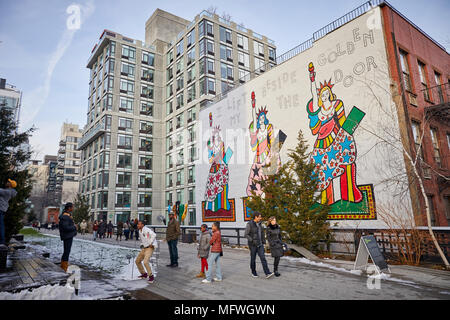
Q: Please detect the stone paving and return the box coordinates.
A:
[38,228,450,300]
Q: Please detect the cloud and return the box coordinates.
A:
[20,1,95,130]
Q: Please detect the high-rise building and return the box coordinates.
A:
[0,78,22,125]
[43,155,59,207]
[79,9,276,224]
[57,123,82,204]
[28,160,49,223]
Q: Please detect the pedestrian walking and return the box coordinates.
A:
[107,221,113,238]
[129,220,135,240]
[135,221,157,283]
[166,212,180,267]
[80,220,87,236]
[134,218,139,240]
[202,222,222,283]
[116,221,123,241]
[124,221,130,240]
[93,220,99,241]
[245,212,274,279]
[266,217,283,277]
[196,224,211,278]
[99,220,107,239]
[58,202,77,272]
[0,179,18,245]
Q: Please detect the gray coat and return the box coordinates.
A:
[266,224,284,258]
[198,231,211,258]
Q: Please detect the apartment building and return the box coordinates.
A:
[79,9,276,225]
[0,78,22,125]
[57,123,82,204]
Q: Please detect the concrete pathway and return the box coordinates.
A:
[38,228,450,300]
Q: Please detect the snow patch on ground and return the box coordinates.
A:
[282,256,363,276]
[0,284,75,300]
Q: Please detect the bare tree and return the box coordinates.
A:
[353,57,449,269]
[206,6,218,15]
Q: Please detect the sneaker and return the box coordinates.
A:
[251,272,258,278]
[148,275,154,283]
[213,277,222,282]
[138,273,148,279]
[275,272,281,277]
[202,279,211,284]
[266,272,274,279]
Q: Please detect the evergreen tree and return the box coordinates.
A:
[72,193,91,224]
[0,108,34,243]
[246,130,331,251]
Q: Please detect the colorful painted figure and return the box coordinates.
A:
[204,113,233,216]
[307,62,363,205]
[247,92,281,197]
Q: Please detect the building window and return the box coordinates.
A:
[176,93,184,109]
[116,192,131,208]
[176,75,184,91]
[187,29,195,48]
[166,101,173,115]
[140,138,152,152]
[399,49,412,92]
[430,128,441,167]
[239,69,250,83]
[253,40,264,57]
[188,208,196,226]
[220,63,233,80]
[139,156,152,170]
[187,65,196,84]
[411,120,424,160]
[119,97,133,113]
[141,84,154,99]
[418,61,430,101]
[237,34,248,51]
[166,83,173,98]
[219,26,232,44]
[121,45,136,62]
[187,47,196,66]
[176,39,184,57]
[139,174,152,188]
[117,173,132,188]
[188,107,196,123]
[200,77,215,95]
[118,117,133,132]
[167,49,174,64]
[220,45,232,62]
[142,51,154,66]
[255,57,265,73]
[434,72,444,104]
[120,79,134,94]
[176,58,184,74]
[121,62,135,77]
[141,102,153,116]
[138,193,152,207]
[199,20,213,38]
[141,68,154,83]
[140,121,153,134]
[238,51,250,69]
[167,67,173,82]
[268,47,276,61]
[188,188,195,204]
[117,153,132,169]
[221,81,233,95]
[118,134,132,149]
[188,166,195,183]
[187,84,196,103]
[426,195,437,226]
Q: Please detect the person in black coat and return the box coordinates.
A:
[58,202,77,272]
[266,216,284,277]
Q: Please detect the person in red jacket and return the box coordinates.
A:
[202,222,222,283]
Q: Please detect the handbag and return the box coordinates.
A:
[282,242,289,253]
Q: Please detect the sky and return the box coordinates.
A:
[0,0,449,161]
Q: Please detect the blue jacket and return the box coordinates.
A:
[0,188,17,212]
[58,213,77,240]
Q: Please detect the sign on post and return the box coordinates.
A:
[354,235,389,275]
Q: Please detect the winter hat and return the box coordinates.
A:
[7,179,17,188]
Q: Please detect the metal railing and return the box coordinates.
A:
[421,82,450,106]
[146,224,450,263]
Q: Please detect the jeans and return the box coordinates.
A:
[124,230,130,240]
[0,210,5,245]
[205,252,222,281]
[167,239,178,265]
[130,230,134,239]
[250,245,271,275]
[61,238,73,262]
[93,231,97,240]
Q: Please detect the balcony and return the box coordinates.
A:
[78,121,106,150]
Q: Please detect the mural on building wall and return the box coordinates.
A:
[243,92,287,221]
[202,112,236,222]
[307,62,376,219]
